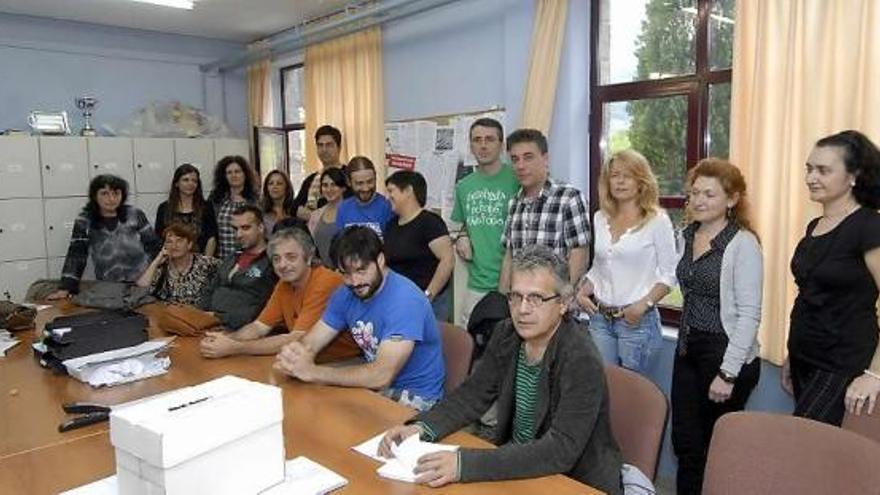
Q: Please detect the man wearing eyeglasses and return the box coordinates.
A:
[274,226,445,411]
[378,245,622,494]
[451,118,521,327]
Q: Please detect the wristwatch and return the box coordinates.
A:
[644,299,655,309]
[424,289,433,299]
[717,370,737,384]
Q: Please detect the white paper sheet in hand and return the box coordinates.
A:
[352,432,458,483]
[351,431,392,462]
[259,457,347,495]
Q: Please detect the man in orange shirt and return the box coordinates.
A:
[200,227,360,362]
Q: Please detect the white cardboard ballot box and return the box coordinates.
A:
[109,375,285,495]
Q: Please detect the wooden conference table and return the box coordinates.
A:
[0,304,600,494]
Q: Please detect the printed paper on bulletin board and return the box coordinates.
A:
[384,107,506,215]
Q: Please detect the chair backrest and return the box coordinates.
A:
[604,364,667,480]
[439,322,474,394]
[703,412,880,495]
[843,409,880,444]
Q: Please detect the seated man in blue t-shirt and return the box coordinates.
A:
[335,156,393,236]
[274,225,445,411]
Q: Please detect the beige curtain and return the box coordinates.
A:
[304,27,385,180]
[247,55,272,169]
[520,0,569,133]
[729,0,880,364]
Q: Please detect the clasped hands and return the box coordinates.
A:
[273,341,316,382]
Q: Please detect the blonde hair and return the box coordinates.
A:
[685,158,758,239]
[598,149,661,229]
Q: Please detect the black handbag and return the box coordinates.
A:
[39,310,149,371]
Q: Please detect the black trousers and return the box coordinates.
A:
[790,356,857,426]
[671,332,760,495]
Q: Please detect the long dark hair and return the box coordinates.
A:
[209,155,259,204]
[166,164,206,223]
[815,130,880,209]
[260,170,295,216]
[85,174,129,223]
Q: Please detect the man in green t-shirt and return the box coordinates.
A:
[451,118,520,327]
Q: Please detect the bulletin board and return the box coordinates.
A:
[384,107,506,214]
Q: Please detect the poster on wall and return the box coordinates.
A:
[384,108,505,217]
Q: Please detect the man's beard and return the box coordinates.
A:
[351,271,383,300]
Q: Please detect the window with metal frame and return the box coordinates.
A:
[590,0,735,324]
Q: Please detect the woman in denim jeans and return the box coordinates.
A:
[671,159,762,494]
[575,150,678,374]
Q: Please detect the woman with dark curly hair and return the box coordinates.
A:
[155,164,217,256]
[784,130,880,425]
[208,155,259,258]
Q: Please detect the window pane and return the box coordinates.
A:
[257,130,285,174]
[602,96,688,196]
[282,66,305,125]
[707,82,731,158]
[287,129,306,187]
[598,0,697,84]
[709,0,736,69]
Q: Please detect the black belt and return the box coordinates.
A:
[596,301,627,320]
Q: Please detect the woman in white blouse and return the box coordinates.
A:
[576,149,678,374]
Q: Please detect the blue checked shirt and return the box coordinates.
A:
[501,180,591,258]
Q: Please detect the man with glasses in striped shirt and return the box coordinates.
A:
[379,245,622,493]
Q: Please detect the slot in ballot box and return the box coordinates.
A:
[109,375,285,495]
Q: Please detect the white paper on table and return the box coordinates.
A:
[260,457,348,495]
[63,337,174,387]
[351,431,392,462]
[377,434,459,483]
[0,329,19,357]
[58,475,117,495]
[352,431,459,483]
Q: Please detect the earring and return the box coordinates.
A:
[726,206,736,219]
[851,180,857,187]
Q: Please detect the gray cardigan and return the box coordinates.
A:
[411,317,623,494]
[717,229,763,376]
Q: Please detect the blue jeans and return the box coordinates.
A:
[431,284,451,322]
[589,307,662,374]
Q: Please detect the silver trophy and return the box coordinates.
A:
[75,97,98,136]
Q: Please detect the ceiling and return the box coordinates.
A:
[0,0,356,42]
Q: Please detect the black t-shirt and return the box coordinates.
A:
[384,210,449,291]
[155,201,218,253]
[789,207,880,373]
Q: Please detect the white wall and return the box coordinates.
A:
[0,13,248,137]
[382,0,590,192]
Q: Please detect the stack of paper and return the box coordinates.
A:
[64,338,174,387]
[352,432,459,483]
[0,329,20,357]
[60,458,347,495]
[261,457,348,494]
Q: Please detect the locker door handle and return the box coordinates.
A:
[93,164,100,169]
[48,225,54,231]
[45,165,51,170]
[136,163,143,169]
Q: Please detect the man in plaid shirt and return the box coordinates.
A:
[498,129,590,292]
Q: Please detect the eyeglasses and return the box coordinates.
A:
[506,292,561,308]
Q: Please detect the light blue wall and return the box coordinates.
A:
[0,13,247,137]
[383,0,589,192]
